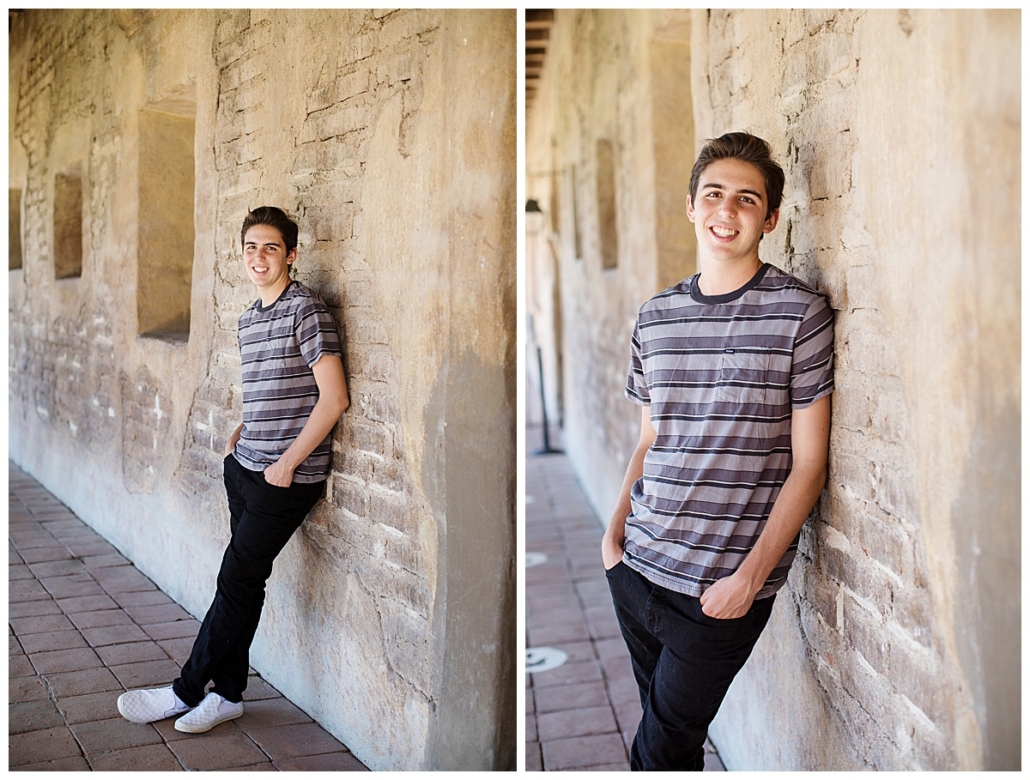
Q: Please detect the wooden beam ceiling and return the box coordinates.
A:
[525,10,553,112]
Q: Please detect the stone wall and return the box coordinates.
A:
[526,8,1019,771]
[9,9,515,770]
[525,9,694,509]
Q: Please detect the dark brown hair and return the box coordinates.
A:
[688,132,785,219]
[240,206,299,253]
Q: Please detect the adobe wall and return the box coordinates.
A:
[691,10,1019,770]
[525,9,694,511]
[526,7,1018,771]
[9,9,515,770]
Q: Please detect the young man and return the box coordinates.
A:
[117,206,349,733]
[602,133,834,770]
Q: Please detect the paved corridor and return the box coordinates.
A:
[524,425,726,771]
[9,462,367,771]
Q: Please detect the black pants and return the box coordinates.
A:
[172,454,323,706]
[606,561,775,771]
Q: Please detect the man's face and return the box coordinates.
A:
[243,224,295,293]
[686,157,778,263]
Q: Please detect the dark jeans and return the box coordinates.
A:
[172,454,323,706]
[606,561,776,771]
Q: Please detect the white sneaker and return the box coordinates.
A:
[174,692,244,733]
[117,686,191,723]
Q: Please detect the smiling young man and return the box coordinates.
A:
[602,133,834,770]
[117,206,349,733]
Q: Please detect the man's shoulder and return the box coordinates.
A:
[281,281,332,312]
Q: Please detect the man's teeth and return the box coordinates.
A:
[711,226,737,238]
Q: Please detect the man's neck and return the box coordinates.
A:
[695,256,763,297]
[259,278,292,307]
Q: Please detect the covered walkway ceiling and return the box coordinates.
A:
[525,9,553,113]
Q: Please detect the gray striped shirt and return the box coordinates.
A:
[623,263,834,598]
[234,281,342,483]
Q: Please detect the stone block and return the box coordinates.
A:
[891,583,936,650]
[380,529,421,573]
[214,30,249,69]
[831,373,873,432]
[886,640,946,729]
[336,67,370,102]
[335,448,375,483]
[357,384,400,424]
[216,9,250,44]
[842,601,888,674]
[378,10,438,52]
[811,26,854,80]
[869,446,917,521]
[314,103,371,142]
[332,476,370,518]
[340,32,377,66]
[344,420,395,459]
[368,492,419,535]
[850,512,915,585]
[839,307,901,377]
[865,376,909,445]
[799,566,841,630]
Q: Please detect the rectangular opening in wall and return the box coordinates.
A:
[596,139,618,270]
[138,104,196,341]
[10,188,23,271]
[54,168,83,279]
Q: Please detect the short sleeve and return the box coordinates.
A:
[790,295,835,407]
[294,294,342,368]
[624,316,651,406]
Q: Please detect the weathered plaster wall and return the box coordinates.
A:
[9,9,515,770]
[690,9,1019,770]
[525,9,694,512]
[526,7,1018,772]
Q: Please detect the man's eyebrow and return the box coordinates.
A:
[701,181,764,200]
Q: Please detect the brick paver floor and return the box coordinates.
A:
[9,462,368,771]
[525,425,726,771]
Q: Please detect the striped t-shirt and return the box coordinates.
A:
[233,281,342,483]
[623,263,834,599]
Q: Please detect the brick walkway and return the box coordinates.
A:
[524,425,726,771]
[9,462,367,771]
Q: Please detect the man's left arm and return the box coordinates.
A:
[263,354,350,487]
[700,394,831,619]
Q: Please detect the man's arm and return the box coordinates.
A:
[700,394,831,618]
[263,354,350,487]
[601,405,657,570]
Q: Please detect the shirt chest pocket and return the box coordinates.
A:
[716,349,770,404]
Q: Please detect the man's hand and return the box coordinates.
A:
[224,424,244,457]
[263,459,295,488]
[699,572,757,619]
[602,406,657,571]
[256,354,348,490]
[601,526,625,570]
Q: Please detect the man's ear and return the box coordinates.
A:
[763,208,779,233]
[685,194,695,223]
[287,248,297,266]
